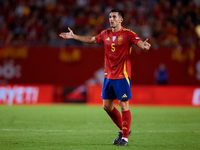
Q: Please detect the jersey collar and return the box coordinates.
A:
[112,27,124,34]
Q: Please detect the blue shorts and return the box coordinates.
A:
[101,78,132,100]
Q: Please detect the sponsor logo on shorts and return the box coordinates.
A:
[122,94,127,98]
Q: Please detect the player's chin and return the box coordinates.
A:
[110,23,114,27]
[110,25,115,28]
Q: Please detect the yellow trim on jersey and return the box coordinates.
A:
[106,28,112,31]
[122,28,136,34]
[124,59,130,86]
[129,47,132,54]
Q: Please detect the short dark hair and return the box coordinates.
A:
[110,9,124,18]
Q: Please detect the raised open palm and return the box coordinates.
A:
[59,27,74,39]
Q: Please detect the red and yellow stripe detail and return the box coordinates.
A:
[123,59,130,86]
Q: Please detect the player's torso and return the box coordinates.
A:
[104,29,131,60]
[103,29,132,79]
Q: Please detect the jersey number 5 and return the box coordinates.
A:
[111,43,115,52]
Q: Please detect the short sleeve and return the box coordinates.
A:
[95,30,105,44]
[130,31,141,45]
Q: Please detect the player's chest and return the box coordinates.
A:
[104,34,129,54]
[104,34,127,46]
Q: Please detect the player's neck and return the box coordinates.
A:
[112,25,122,33]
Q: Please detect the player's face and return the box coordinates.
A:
[109,12,123,28]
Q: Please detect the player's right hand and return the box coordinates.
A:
[59,27,74,39]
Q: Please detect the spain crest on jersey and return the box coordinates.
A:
[118,35,123,44]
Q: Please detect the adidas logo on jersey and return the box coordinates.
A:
[122,94,127,98]
[106,37,110,41]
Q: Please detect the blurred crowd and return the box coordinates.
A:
[0,0,200,47]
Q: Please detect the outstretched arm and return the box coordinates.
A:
[59,27,97,44]
[137,38,151,50]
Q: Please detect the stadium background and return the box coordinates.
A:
[0,0,200,106]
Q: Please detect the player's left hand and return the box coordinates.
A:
[143,38,151,50]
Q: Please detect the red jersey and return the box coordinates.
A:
[95,27,140,80]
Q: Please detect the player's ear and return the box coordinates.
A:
[120,18,123,23]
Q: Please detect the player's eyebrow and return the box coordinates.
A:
[109,14,117,18]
